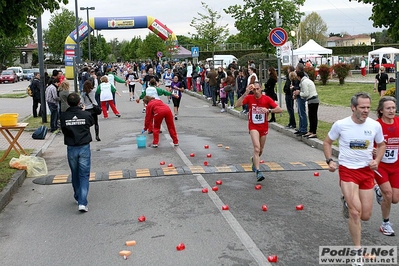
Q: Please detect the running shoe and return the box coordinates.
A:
[341,196,349,219]
[380,221,395,236]
[374,184,383,205]
[256,170,265,182]
[250,157,256,172]
[142,108,146,113]
[220,109,225,113]
[151,144,158,148]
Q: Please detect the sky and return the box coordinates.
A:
[41,0,383,42]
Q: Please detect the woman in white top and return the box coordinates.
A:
[96,76,121,119]
[81,80,101,141]
[186,62,193,90]
[247,67,258,85]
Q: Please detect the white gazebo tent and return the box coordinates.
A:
[293,39,332,65]
[368,47,399,70]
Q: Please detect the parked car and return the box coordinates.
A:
[23,69,37,81]
[7,66,23,81]
[0,70,18,83]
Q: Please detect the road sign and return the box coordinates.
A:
[157,51,163,58]
[191,47,199,57]
[269,27,288,47]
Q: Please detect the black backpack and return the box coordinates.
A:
[32,126,48,140]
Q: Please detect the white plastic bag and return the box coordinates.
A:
[9,155,48,177]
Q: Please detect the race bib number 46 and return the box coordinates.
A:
[251,106,265,124]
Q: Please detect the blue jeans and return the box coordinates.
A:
[228,91,234,107]
[47,102,59,132]
[204,82,211,97]
[67,144,91,206]
[296,97,308,132]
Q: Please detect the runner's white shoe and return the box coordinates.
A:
[380,221,395,236]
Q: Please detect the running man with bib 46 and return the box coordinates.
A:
[235,81,282,182]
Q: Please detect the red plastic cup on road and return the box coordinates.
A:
[206,153,212,158]
[255,184,262,190]
[262,204,268,211]
[212,186,218,192]
[176,243,185,251]
[216,180,222,185]
[138,215,146,222]
[222,205,229,210]
[204,161,208,166]
[168,163,173,167]
[267,255,278,262]
[202,188,208,193]
[314,172,320,176]
[160,161,165,165]
[296,204,304,211]
[190,153,195,157]
[204,145,209,149]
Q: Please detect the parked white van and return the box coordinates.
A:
[7,67,24,81]
[206,55,238,69]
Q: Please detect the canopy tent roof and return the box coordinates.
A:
[368,47,399,65]
[293,39,332,56]
[172,46,192,59]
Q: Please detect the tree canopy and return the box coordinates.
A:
[189,2,229,57]
[224,0,305,52]
[351,0,399,41]
[0,0,68,39]
[298,12,328,46]
[44,8,80,61]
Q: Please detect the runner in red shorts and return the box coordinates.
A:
[323,93,385,260]
[235,81,282,182]
[373,96,399,236]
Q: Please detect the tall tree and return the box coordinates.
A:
[0,0,67,39]
[137,33,167,60]
[350,0,399,41]
[298,12,328,46]
[190,2,229,58]
[44,8,81,61]
[0,37,29,69]
[224,0,305,53]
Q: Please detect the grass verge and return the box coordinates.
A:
[0,150,33,192]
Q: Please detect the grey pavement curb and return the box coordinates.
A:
[184,89,340,157]
[0,132,57,212]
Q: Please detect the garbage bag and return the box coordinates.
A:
[9,155,48,177]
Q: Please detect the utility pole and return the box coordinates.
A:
[275,11,283,110]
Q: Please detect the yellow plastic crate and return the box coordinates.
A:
[0,113,18,127]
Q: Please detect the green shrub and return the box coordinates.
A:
[332,63,351,85]
[318,64,331,85]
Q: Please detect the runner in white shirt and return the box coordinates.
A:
[323,92,385,263]
[163,68,174,104]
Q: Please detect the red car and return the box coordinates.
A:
[0,70,18,83]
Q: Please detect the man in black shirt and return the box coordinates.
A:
[30,72,42,117]
[60,93,94,213]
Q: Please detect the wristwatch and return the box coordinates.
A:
[268,108,272,113]
[326,158,334,164]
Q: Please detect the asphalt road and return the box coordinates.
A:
[0,80,398,265]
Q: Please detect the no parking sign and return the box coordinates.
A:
[269,27,288,47]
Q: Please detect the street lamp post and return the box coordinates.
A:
[21,51,26,68]
[290,30,296,66]
[80,6,95,62]
[371,38,375,50]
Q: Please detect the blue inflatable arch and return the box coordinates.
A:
[64,16,178,78]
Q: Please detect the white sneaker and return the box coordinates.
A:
[220,109,225,113]
[142,108,146,113]
[78,205,88,212]
[380,221,395,236]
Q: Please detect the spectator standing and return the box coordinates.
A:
[237,69,248,113]
[60,93,94,212]
[294,63,308,136]
[59,81,71,114]
[30,72,42,117]
[360,56,367,77]
[45,78,61,133]
[225,70,235,109]
[186,62,193,90]
[264,67,278,122]
[81,80,101,141]
[206,67,218,106]
[284,66,296,129]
